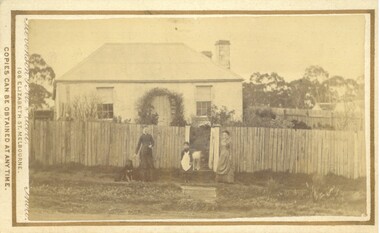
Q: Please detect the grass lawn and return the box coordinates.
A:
[29,164,367,221]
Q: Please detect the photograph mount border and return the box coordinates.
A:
[10,9,376,227]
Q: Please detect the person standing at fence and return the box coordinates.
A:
[216,130,234,183]
[135,125,155,182]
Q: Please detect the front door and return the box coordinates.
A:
[152,95,172,125]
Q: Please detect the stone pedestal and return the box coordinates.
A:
[181,185,216,203]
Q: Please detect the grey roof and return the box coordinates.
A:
[56,43,243,83]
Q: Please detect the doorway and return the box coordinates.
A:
[151,95,172,126]
[189,125,211,171]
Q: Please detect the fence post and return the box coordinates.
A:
[185,125,190,143]
[208,126,220,172]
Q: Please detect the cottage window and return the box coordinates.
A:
[96,87,114,119]
[196,101,211,116]
[196,86,212,116]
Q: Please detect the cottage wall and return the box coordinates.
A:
[55,81,242,123]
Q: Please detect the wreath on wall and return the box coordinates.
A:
[135,87,187,126]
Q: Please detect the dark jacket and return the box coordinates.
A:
[135,133,155,155]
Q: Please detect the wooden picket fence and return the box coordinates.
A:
[221,127,366,178]
[29,120,185,168]
[29,120,366,178]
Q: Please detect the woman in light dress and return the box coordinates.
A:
[216,130,234,183]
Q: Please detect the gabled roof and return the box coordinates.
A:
[56,43,243,83]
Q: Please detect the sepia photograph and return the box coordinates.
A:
[24,14,371,222]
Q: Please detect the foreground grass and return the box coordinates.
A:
[29,164,367,220]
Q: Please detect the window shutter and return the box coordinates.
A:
[196,86,212,101]
[97,87,114,104]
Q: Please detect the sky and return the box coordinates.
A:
[28,15,366,82]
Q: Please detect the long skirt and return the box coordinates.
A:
[216,148,234,183]
[216,170,234,183]
[139,146,154,181]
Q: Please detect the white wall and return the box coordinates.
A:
[55,81,243,123]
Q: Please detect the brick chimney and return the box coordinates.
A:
[214,40,230,69]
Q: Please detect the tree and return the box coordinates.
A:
[303,65,329,83]
[29,54,56,109]
[325,75,363,130]
[244,66,361,110]
[288,78,315,108]
[355,75,365,101]
[244,72,292,108]
[291,66,331,108]
[29,83,52,109]
[325,76,360,102]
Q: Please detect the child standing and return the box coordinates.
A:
[180,142,193,183]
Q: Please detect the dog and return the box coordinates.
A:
[192,151,204,171]
[114,159,134,182]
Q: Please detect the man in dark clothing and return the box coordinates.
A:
[135,126,155,181]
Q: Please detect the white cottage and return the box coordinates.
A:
[53,40,243,125]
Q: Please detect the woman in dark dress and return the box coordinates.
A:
[135,126,155,181]
[216,130,234,183]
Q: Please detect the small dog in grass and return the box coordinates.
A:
[114,159,134,182]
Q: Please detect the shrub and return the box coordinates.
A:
[267,177,281,194]
[66,93,101,121]
[266,177,287,200]
[208,105,241,126]
[255,108,276,119]
[135,104,159,125]
[113,116,122,123]
[112,116,131,124]
[291,120,311,130]
[243,107,294,128]
[306,174,341,202]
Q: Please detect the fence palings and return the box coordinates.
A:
[30,121,366,178]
